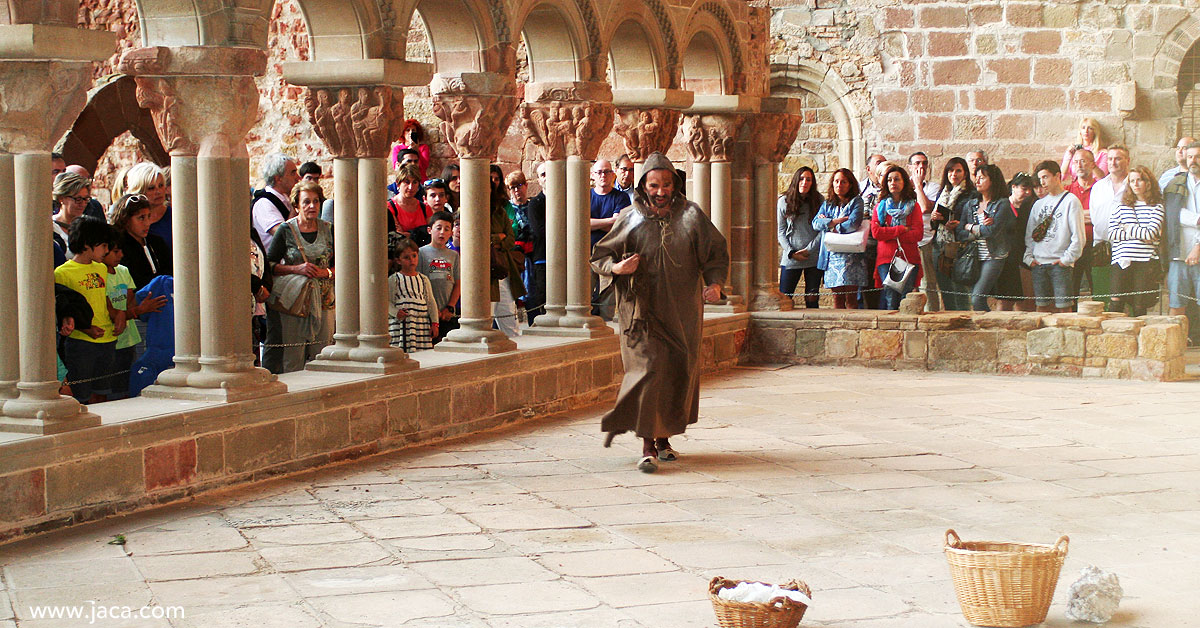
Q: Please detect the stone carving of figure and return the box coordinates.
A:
[309,88,341,156]
[350,87,372,156]
[685,117,708,162]
[331,88,355,157]
[636,110,660,159]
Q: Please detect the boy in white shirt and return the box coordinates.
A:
[1025,160,1085,313]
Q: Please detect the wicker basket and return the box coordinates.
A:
[709,577,811,628]
[944,529,1069,627]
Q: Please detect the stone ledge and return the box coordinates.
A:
[744,307,1186,383]
[0,316,748,542]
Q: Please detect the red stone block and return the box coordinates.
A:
[912,89,957,113]
[144,440,198,492]
[995,114,1035,140]
[1072,89,1113,112]
[1022,31,1062,55]
[932,60,981,86]
[918,115,952,141]
[1011,87,1067,110]
[988,58,1031,84]
[969,5,1003,25]
[1034,58,1073,85]
[928,32,969,57]
[954,115,989,140]
[0,469,46,524]
[876,90,910,112]
[899,61,918,88]
[919,6,969,28]
[974,88,1008,111]
[1006,3,1044,27]
[883,7,914,29]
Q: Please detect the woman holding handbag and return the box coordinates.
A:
[777,166,825,308]
[814,169,869,309]
[871,165,923,310]
[264,181,334,374]
[954,164,1014,312]
[930,158,975,310]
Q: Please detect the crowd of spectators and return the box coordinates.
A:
[777,118,1198,329]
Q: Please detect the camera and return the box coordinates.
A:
[1073,144,1084,151]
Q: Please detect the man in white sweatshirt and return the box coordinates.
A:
[1025,160,1085,313]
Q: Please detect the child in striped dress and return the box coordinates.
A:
[388,237,438,352]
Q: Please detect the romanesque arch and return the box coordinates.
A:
[681,2,742,94]
[408,0,501,73]
[55,75,168,175]
[606,17,666,89]
[771,61,864,177]
[512,0,590,83]
[680,27,731,94]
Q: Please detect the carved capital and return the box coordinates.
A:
[132,75,260,157]
[0,60,91,153]
[431,80,517,159]
[570,100,613,160]
[306,86,403,159]
[518,101,569,162]
[681,113,741,163]
[612,107,682,162]
[752,113,802,165]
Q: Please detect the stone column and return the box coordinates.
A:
[519,83,614,337]
[120,46,284,401]
[0,154,16,403]
[295,85,414,373]
[750,109,802,311]
[684,114,744,312]
[0,38,110,432]
[432,73,519,353]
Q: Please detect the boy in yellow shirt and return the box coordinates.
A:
[54,216,123,403]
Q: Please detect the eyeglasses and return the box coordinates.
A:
[593,169,614,175]
[422,178,445,187]
[123,193,149,207]
[68,195,91,204]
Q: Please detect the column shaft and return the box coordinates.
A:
[316,157,359,361]
[0,154,16,401]
[1,152,94,431]
[194,155,236,377]
[692,162,712,214]
[530,159,566,329]
[558,156,608,334]
[437,157,516,352]
[750,161,791,311]
[155,156,199,386]
[707,160,743,311]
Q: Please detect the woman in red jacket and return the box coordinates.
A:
[871,164,924,309]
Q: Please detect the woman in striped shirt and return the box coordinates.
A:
[1109,166,1165,316]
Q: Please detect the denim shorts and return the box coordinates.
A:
[1167,260,1200,309]
[1031,263,1073,308]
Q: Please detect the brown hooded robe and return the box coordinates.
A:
[589,153,729,438]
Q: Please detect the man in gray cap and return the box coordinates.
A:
[591,152,729,473]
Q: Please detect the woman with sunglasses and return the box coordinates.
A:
[110,193,172,290]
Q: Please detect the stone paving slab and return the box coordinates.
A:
[0,365,1195,627]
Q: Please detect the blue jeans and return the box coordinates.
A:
[877,263,914,310]
[970,258,1007,312]
[1031,263,1073,308]
[780,266,823,306]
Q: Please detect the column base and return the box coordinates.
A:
[154,356,201,388]
[436,326,518,354]
[748,287,795,312]
[316,333,360,362]
[558,307,614,336]
[306,355,418,375]
[347,335,411,365]
[524,325,613,338]
[705,294,747,314]
[0,410,101,435]
[141,365,286,403]
[0,381,100,434]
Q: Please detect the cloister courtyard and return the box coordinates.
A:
[0,364,1195,627]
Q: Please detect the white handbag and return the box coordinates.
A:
[883,245,917,294]
[823,221,869,253]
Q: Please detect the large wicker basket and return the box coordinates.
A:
[944,529,1069,627]
[709,577,811,628]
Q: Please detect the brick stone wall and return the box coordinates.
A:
[769,0,1198,188]
[748,308,1187,381]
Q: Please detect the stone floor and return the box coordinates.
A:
[0,364,1197,627]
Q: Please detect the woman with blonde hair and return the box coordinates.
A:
[1060,117,1108,181]
[123,162,172,247]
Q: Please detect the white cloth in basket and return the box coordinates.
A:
[717,582,812,606]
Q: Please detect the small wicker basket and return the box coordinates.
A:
[944,529,1069,627]
[709,577,811,628]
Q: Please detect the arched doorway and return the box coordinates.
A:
[1179,39,1200,139]
[770,62,864,192]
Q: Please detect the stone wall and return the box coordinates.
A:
[0,315,747,543]
[770,0,1198,182]
[747,308,1187,381]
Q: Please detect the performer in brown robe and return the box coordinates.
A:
[590,152,729,472]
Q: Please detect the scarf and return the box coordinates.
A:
[876,197,914,225]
